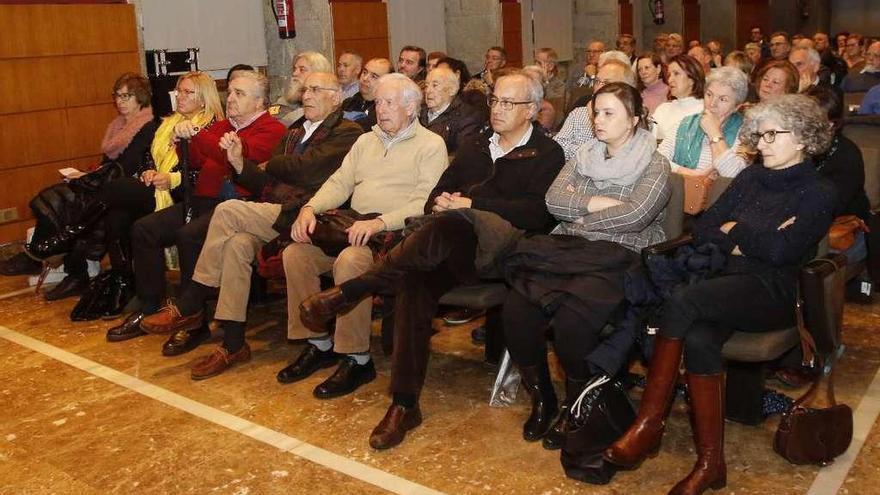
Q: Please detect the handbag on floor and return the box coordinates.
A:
[561,375,636,485]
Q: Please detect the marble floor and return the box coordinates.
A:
[1,263,879,494]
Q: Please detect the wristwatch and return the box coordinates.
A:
[709,135,723,144]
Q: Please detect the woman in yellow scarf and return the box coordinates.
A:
[72,72,224,321]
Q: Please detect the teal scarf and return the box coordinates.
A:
[671,112,743,169]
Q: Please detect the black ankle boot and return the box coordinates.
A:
[543,377,590,450]
[29,201,108,259]
[519,361,559,441]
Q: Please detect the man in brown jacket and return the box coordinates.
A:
[136,72,363,379]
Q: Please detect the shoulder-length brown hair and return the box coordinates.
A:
[667,54,705,98]
[755,60,800,95]
[635,51,667,92]
[113,72,152,109]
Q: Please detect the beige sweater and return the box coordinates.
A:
[305,121,448,230]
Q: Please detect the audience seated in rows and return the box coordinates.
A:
[341,57,393,131]
[272,51,333,127]
[420,67,485,154]
[651,54,705,141]
[637,52,668,115]
[841,41,880,93]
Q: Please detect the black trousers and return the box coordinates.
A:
[131,198,218,301]
[502,289,601,380]
[659,271,797,374]
[97,177,156,271]
[356,215,479,397]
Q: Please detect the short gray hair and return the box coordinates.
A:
[233,70,270,108]
[599,50,632,67]
[791,46,821,66]
[496,70,544,106]
[294,51,332,73]
[427,66,460,95]
[741,93,832,156]
[375,73,423,112]
[600,59,637,88]
[706,66,749,105]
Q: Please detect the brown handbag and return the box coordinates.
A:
[311,209,402,259]
[773,257,853,465]
[828,215,870,251]
[682,173,715,215]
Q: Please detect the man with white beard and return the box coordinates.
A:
[269,51,333,127]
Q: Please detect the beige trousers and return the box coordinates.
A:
[282,242,374,354]
[191,200,281,322]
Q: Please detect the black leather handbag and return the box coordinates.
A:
[561,375,636,485]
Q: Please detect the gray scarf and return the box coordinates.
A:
[574,128,656,188]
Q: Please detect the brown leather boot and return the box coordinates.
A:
[604,335,683,468]
[669,373,726,495]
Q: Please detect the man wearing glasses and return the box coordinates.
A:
[340,58,394,131]
[769,31,792,61]
[137,72,363,376]
[842,41,880,93]
[295,71,564,449]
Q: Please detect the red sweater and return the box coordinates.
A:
[183,112,286,198]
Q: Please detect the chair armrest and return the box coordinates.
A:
[641,233,694,264]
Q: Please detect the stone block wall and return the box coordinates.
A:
[444,0,502,76]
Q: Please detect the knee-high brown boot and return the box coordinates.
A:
[604,335,683,467]
[669,373,726,495]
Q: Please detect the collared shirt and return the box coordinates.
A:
[341,81,360,100]
[301,118,325,144]
[373,118,418,151]
[229,110,267,132]
[427,102,451,123]
[554,106,597,162]
[488,125,533,163]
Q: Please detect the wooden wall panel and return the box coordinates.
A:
[682,0,701,44]
[501,2,523,68]
[619,0,633,36]
[0,3,138,242]
[332,2,389,62]
[736,0,770,50]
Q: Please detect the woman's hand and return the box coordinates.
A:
[172,121,200,141]
[142,171,171,190]
[699,111,723,140]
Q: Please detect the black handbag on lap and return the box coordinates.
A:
[311,209,402,258]
[561,375,636,485]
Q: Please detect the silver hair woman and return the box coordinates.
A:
[606,92,836,495]
[657,66,751,178]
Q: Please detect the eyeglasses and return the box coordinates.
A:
[751,130,791,143]
[112,92,134,101]
[487,96,532,111]
[303,85,337,94]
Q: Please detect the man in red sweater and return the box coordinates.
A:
[115,71,285,342]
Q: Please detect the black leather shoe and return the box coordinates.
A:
[313,357,377,399]
[0,252,42,276]
[106,311,148,342]
[44,275,89,301]
[299,287,357,330]
[162,325,211,356]
[276,343,339,384]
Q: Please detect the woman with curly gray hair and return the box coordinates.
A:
[658,66,751,178]
[605,93,837,494]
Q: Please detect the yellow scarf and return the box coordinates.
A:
[150,110,214,211]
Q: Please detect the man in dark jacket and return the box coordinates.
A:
[341,58,393,131]
[298,71,565,449]
[420,66,485,154]
[123,73,362,372]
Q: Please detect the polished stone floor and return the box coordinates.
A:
[1,264,879,494]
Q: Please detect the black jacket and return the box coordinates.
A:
[234,107,363,233]
[341,92,377,131]
[425,123,565,234]
[419,95,486,154]
[111,119,160,177]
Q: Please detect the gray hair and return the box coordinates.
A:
[599,50,632,67]
[339,51,363,67]
[428,66,460,95]
[496,70,544,106]
[741,93,832,156]
[599,59,638,88]
[706,66,749,105]
[233,70,270,108]
[745,42,761,52]
[375,73,423,112]
[294,51,332,73]
[791,46,821,66]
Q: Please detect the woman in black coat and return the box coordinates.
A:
[605,94,837,495]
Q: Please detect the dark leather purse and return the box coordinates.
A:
[773,255,853,465]
[561,375,636,485]
[312,209,402,258]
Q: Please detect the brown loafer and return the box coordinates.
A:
[191,344,251,380]
[369,404,422,450]
[299,286,356,330]
[139,303,203,335]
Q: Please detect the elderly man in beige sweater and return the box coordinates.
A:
[278,73,448,398]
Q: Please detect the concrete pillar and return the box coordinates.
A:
[444,0,503,76]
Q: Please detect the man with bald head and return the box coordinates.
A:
[277,73,448,399]
[298,71,564,449]
[139,72,363,376]
[555,58,638,160]
[420,66,485,153]
[341,57,393,131]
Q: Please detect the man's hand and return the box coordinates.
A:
[292,206,317,243]
[432,192,472,212]
[585,64,598,77]
[347,218,385,247]
[219,132,244,173]
[720,221,738,234]
[173,121,200,141]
